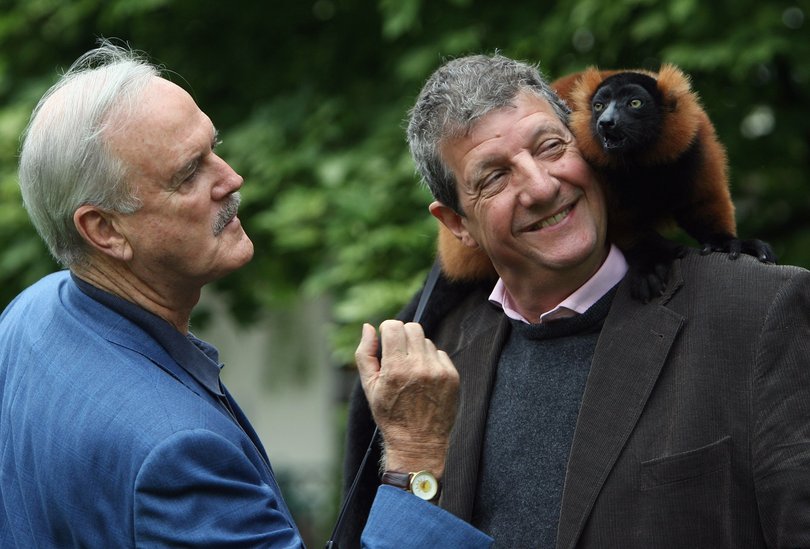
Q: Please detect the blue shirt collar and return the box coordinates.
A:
[70,273,225,397]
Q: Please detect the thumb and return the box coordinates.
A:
[355,323,380,387]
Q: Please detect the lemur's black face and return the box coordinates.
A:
[590,73,662,156]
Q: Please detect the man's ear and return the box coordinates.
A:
[73,205,133,261]
[429,201,479,249]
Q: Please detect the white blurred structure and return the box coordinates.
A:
[194,287,338,476]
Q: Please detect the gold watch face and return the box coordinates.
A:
[410,470,439,501]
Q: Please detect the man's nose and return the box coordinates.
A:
[211,154,243,200]
[515,153,560,207]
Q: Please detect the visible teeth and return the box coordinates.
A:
[538,207,571,229]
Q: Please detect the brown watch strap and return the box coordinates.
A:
[381,470,441,503]
[380,471,410,490]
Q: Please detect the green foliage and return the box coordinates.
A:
[1,0,808,362]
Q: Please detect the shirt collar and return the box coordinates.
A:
[489,244,628,324]
[70,273,225,397]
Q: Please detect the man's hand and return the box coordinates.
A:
[355,320,459,477]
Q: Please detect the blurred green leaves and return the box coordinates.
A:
[0,0,807,362]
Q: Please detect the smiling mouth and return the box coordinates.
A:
[525,205,573,232]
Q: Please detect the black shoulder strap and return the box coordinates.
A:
[325,260,443,548]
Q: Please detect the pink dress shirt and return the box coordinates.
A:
[489,244,628,324]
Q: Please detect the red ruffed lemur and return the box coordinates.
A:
[436,63,776,301]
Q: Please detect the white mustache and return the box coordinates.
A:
[213,192,241,236]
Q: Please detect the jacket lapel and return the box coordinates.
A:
[104,319,209,398]
[556,272,684,548]
[441,305,510,521]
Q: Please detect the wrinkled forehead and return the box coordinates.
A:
[439,92,568,177]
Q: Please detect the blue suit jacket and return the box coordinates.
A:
[0,271,490,548]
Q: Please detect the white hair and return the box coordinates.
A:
[18,40,159,267]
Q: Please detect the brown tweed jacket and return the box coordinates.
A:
[342,250,810,548]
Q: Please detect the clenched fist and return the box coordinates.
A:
[355,320,459,477]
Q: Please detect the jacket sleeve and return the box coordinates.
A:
[134,429,303,548]
[752,268,810,548]
[134,429,491,548]
[362,486,492,548]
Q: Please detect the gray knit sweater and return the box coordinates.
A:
[471,287,616,548]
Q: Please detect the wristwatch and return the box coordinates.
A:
[381,470,440,502]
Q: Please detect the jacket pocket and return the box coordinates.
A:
[640,435,732,490]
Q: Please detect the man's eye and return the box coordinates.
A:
[536,139,565,158]
[182,158,202,181]
[488,171,504,183]
[184,167,199,183]
[475,171,507,196]
[483,171,506,187]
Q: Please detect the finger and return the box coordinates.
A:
[422,336,437,354]
[355,323,380,385]
[379,319,407,358]
[422,338,452,373]
[436,349,455,371]
[402,321,426,354]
